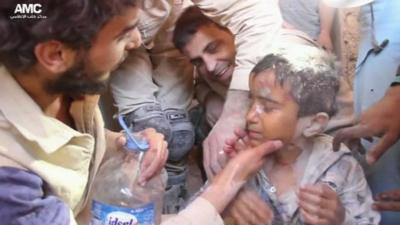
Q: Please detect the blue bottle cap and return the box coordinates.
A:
[118,115,149,151]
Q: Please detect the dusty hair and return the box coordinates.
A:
[0,0,136,71]
[251,44,340,117]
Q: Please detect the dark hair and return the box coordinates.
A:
[173,6,229,51]
[251,48,340,117]
[0,0,136,71]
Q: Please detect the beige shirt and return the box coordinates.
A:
[0,67,107,225]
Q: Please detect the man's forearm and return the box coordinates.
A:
[200,172,243,213]
[219,90,250,121]
[385,85,400,101]
[319,2,334,35]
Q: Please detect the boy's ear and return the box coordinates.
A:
[303,112,329,138]
[34,40,77,75]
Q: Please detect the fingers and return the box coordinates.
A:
[240,190,273,224]
[234,128,247,139]
[223,128,251,157]
[226,189,273,225]
[236,128,251,147]
[333,124,370,151]
[299,184,337,203]
[210,136,223,176]
[217,142,228,172]
[373,201,400,211]
[230,204,268,225]
[223,137,237,158]
[366,133,398,164]
[203,139,214,179]
[139,141,167,184]
[298,184,341,224]
[254,140,283,158]
[301,209,329,225]
[373,189,400,210]
[139,129,168,184]
[229,206,249,225]
[376,189,400,201]
[298,187,324,216]
[234,140,282,181]
[219,140,282,188]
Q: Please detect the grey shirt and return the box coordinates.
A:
[279,0,320,39]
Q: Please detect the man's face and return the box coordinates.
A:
[246,70,300,147]
[182,24,235,85]
[47,7,141,96]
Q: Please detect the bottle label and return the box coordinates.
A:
[90,200,155,225]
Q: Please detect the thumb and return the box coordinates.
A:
[253,140,283,158]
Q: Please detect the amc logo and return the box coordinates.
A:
[14,4,42,14]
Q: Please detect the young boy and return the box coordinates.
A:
[227,44,380,224]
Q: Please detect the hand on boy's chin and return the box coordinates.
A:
[249,138,284,150]
[247,133,264,147]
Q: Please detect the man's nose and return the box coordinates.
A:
[202,55,217,73]
[126,28,142,50]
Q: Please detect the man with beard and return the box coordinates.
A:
[0,1,167,224]
[0,1,282,225]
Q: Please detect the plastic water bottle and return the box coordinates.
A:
[90,116,166,225]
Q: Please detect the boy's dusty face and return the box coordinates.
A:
[247,70,300,147]
[182,24,235,86]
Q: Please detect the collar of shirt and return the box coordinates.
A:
[0,66,98,154]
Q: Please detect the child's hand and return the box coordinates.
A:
[223,128,251,158]
[223,187,273,225]
[298,184,345,225]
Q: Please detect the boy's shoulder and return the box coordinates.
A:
[305,135,367,191]
[312,134,351,154]
[307,134,362,177]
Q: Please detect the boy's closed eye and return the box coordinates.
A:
[250,94,281,112]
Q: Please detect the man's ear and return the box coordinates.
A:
[303,112,329,138]
[34,40,77,74]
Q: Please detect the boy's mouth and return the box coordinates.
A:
[247,129,264,140]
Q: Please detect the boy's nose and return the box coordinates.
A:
[246,103,259,123]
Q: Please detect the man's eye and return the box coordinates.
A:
[206,43,218,53]
[122,31,132,39]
